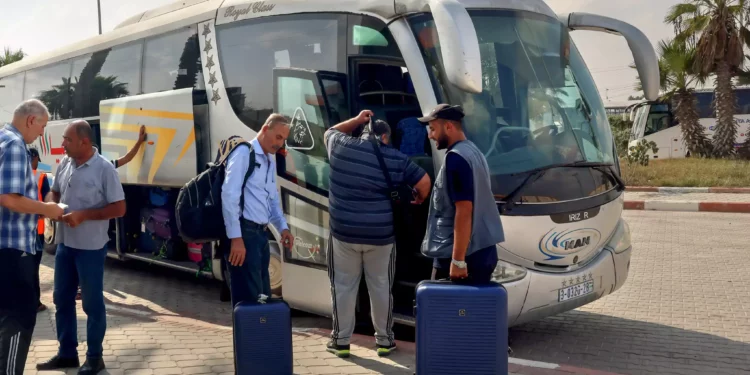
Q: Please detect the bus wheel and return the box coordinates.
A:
[220,258,231,302]
[269,252,283,297]
[43,218,57,255]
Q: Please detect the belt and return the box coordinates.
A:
[241,218,268,231]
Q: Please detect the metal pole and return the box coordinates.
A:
[97,0,102,35]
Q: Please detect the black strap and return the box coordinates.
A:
[228,142,256,221]
[369,136,401,202]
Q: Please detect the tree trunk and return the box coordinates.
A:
[711,60,738,158]
[674,90,711,157]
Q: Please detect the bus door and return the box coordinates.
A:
[272,67,348,312]
[348,57,434,306]
[641,103,677,158]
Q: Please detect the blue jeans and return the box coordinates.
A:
[224,221,270,308]
[53,244,107,359]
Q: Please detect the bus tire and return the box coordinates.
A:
[269,243,283,297]
[218,244,283,301]
[43,218,57,255]
[220,258,231,302]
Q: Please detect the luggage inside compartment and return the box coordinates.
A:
[124,186,192,262]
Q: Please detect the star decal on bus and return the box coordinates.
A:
[208,72,218,86]
[202,23,211,37]
[211,89,221,104]
[203,38,213,53]
[205,55,215,70]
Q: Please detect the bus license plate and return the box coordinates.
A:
[558,280,594,302]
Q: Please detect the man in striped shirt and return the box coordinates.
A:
[324,110,431,358]
[0,99,65,375]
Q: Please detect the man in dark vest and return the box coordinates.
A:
[419,104,505,283]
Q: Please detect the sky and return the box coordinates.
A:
[0,0,681,104]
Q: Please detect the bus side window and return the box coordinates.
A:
[273,70,348,193]
[736,89,750,115]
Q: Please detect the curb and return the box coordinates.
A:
[624,200,750,213]
[311,329,624,375]
[627,186,750,194]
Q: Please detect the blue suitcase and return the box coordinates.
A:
[233,300,293,375]
[415,281,508,375]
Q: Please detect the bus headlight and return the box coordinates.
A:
[491,260,527,284]
[612,220,632,253]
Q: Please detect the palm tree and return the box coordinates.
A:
[38,78,74,120]
[173,34,201,90]
[665,0,748,158]
[72,49,112,118]
[38,75,128,120]
[0,47,25,67]
[657,39,713,157]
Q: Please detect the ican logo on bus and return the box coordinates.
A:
[538,228,601,260]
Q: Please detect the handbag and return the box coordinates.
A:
[367,119,415,244]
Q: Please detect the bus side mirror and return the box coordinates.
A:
[559,12,659,101]
[428,0,482,94]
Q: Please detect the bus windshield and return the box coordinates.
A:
[410,10,615,197]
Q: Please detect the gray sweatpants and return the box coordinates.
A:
[327,237,396,347]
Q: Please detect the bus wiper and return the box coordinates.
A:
[500,161,621,213]
[591,164,626,193]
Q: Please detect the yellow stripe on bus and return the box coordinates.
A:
[101,123,176,184]
[100,106,194,121]
[174,128,195,166]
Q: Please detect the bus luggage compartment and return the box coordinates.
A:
[99,88,210,187]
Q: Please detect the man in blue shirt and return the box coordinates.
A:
[222,114,295,307]
[0,99,64,375]
[323,110,431,358]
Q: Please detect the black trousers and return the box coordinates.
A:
[0,248,37,375]
[34,235,44,307]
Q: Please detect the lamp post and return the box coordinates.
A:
[97,0,102,35]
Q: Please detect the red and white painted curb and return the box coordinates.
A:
[624,186,750,213]
[627,186,750,194]
[624,200,750,213]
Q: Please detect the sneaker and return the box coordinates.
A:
[326,341,350,358]
[376,343,397,357]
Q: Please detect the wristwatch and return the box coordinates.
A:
[451,259,467,269]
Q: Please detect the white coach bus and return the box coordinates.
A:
[0,0,658,327]
[627,87,750,159]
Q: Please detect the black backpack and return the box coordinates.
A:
[175,136,256,243]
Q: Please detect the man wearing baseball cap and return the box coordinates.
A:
[419,104,504,283]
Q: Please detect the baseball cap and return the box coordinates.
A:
[28,148,40,158]
[417,104,465,123]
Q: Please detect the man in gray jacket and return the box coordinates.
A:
[420,104,505,283]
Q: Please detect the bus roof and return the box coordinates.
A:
[0,0,557,79]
